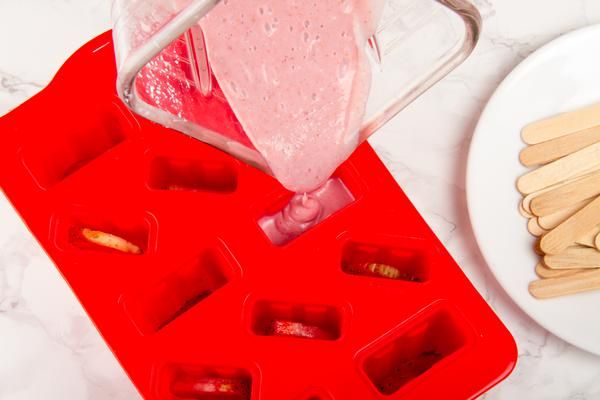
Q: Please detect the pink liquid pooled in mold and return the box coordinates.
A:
[258,178,355,246]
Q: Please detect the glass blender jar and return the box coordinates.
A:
[112,0,481,177]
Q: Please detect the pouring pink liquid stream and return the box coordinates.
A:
[200,0,384,243]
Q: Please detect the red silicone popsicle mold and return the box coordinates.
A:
[0,32,517,400]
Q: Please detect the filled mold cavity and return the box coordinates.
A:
[123,249,230,334]
[258,177,354,246]
[148,156,237,193]
[363,309,468,395]
[341,239,429,282]
[158,364,252,400]
[251,301,342,340]
[62,212,151,255]
[20,109,126,189]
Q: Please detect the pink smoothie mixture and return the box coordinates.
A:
[195,0,384,243]
[201,0,384,193]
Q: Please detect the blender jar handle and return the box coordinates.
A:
[114,0,222,106]
[359,0,482,141]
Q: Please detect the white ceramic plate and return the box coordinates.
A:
[467,25,600,356]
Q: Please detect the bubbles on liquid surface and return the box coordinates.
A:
[228,81,238,94]
[264,22,274,36]
[338,60,350,81]
[341,0,354,13]
[264,21,278,36]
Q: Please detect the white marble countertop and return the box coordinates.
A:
[1,1,600,399]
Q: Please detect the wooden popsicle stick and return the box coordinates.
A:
[527,218,548,236]
[575,225,600,247]
[544,246,600,269]
[538,198,592,230]
[521,179,574,214]
[517,141,600,194]
[530,171,600,216]
[540,195,600,255]
[519,201,533,218]
[529,269,600,299]
[520,125,600,166]
[534,240,544,256]
[521,103,600,144]
[595,232,600,251]
[521,193,536,214]
[535,262,585,279]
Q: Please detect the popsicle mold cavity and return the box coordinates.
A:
[148,156,238,192]
[341,238,430,282]
[251,300,342,341]
[123,249,230,334]
[20,109,126,189]
[305,393,334,400]
[362,308,468,395]
[157,364,252,400]
[258,178,354,246]
[58,211,152,255]
[301,389,335,400]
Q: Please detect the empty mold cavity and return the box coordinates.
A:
[60,211,151,255]
[251,301,342,340]
[341,239,429,282]
[123,249,230,334]
[363,308,468,395]
[20,107,126,189]
[148,156,237,192]
[158,364,251,400]
[301,388,334,400]
[258,177,354,246]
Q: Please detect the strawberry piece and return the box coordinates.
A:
[81,228,142,254]
[171,376,249,399]
[347,262,420,281]
[269,320,332,340]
